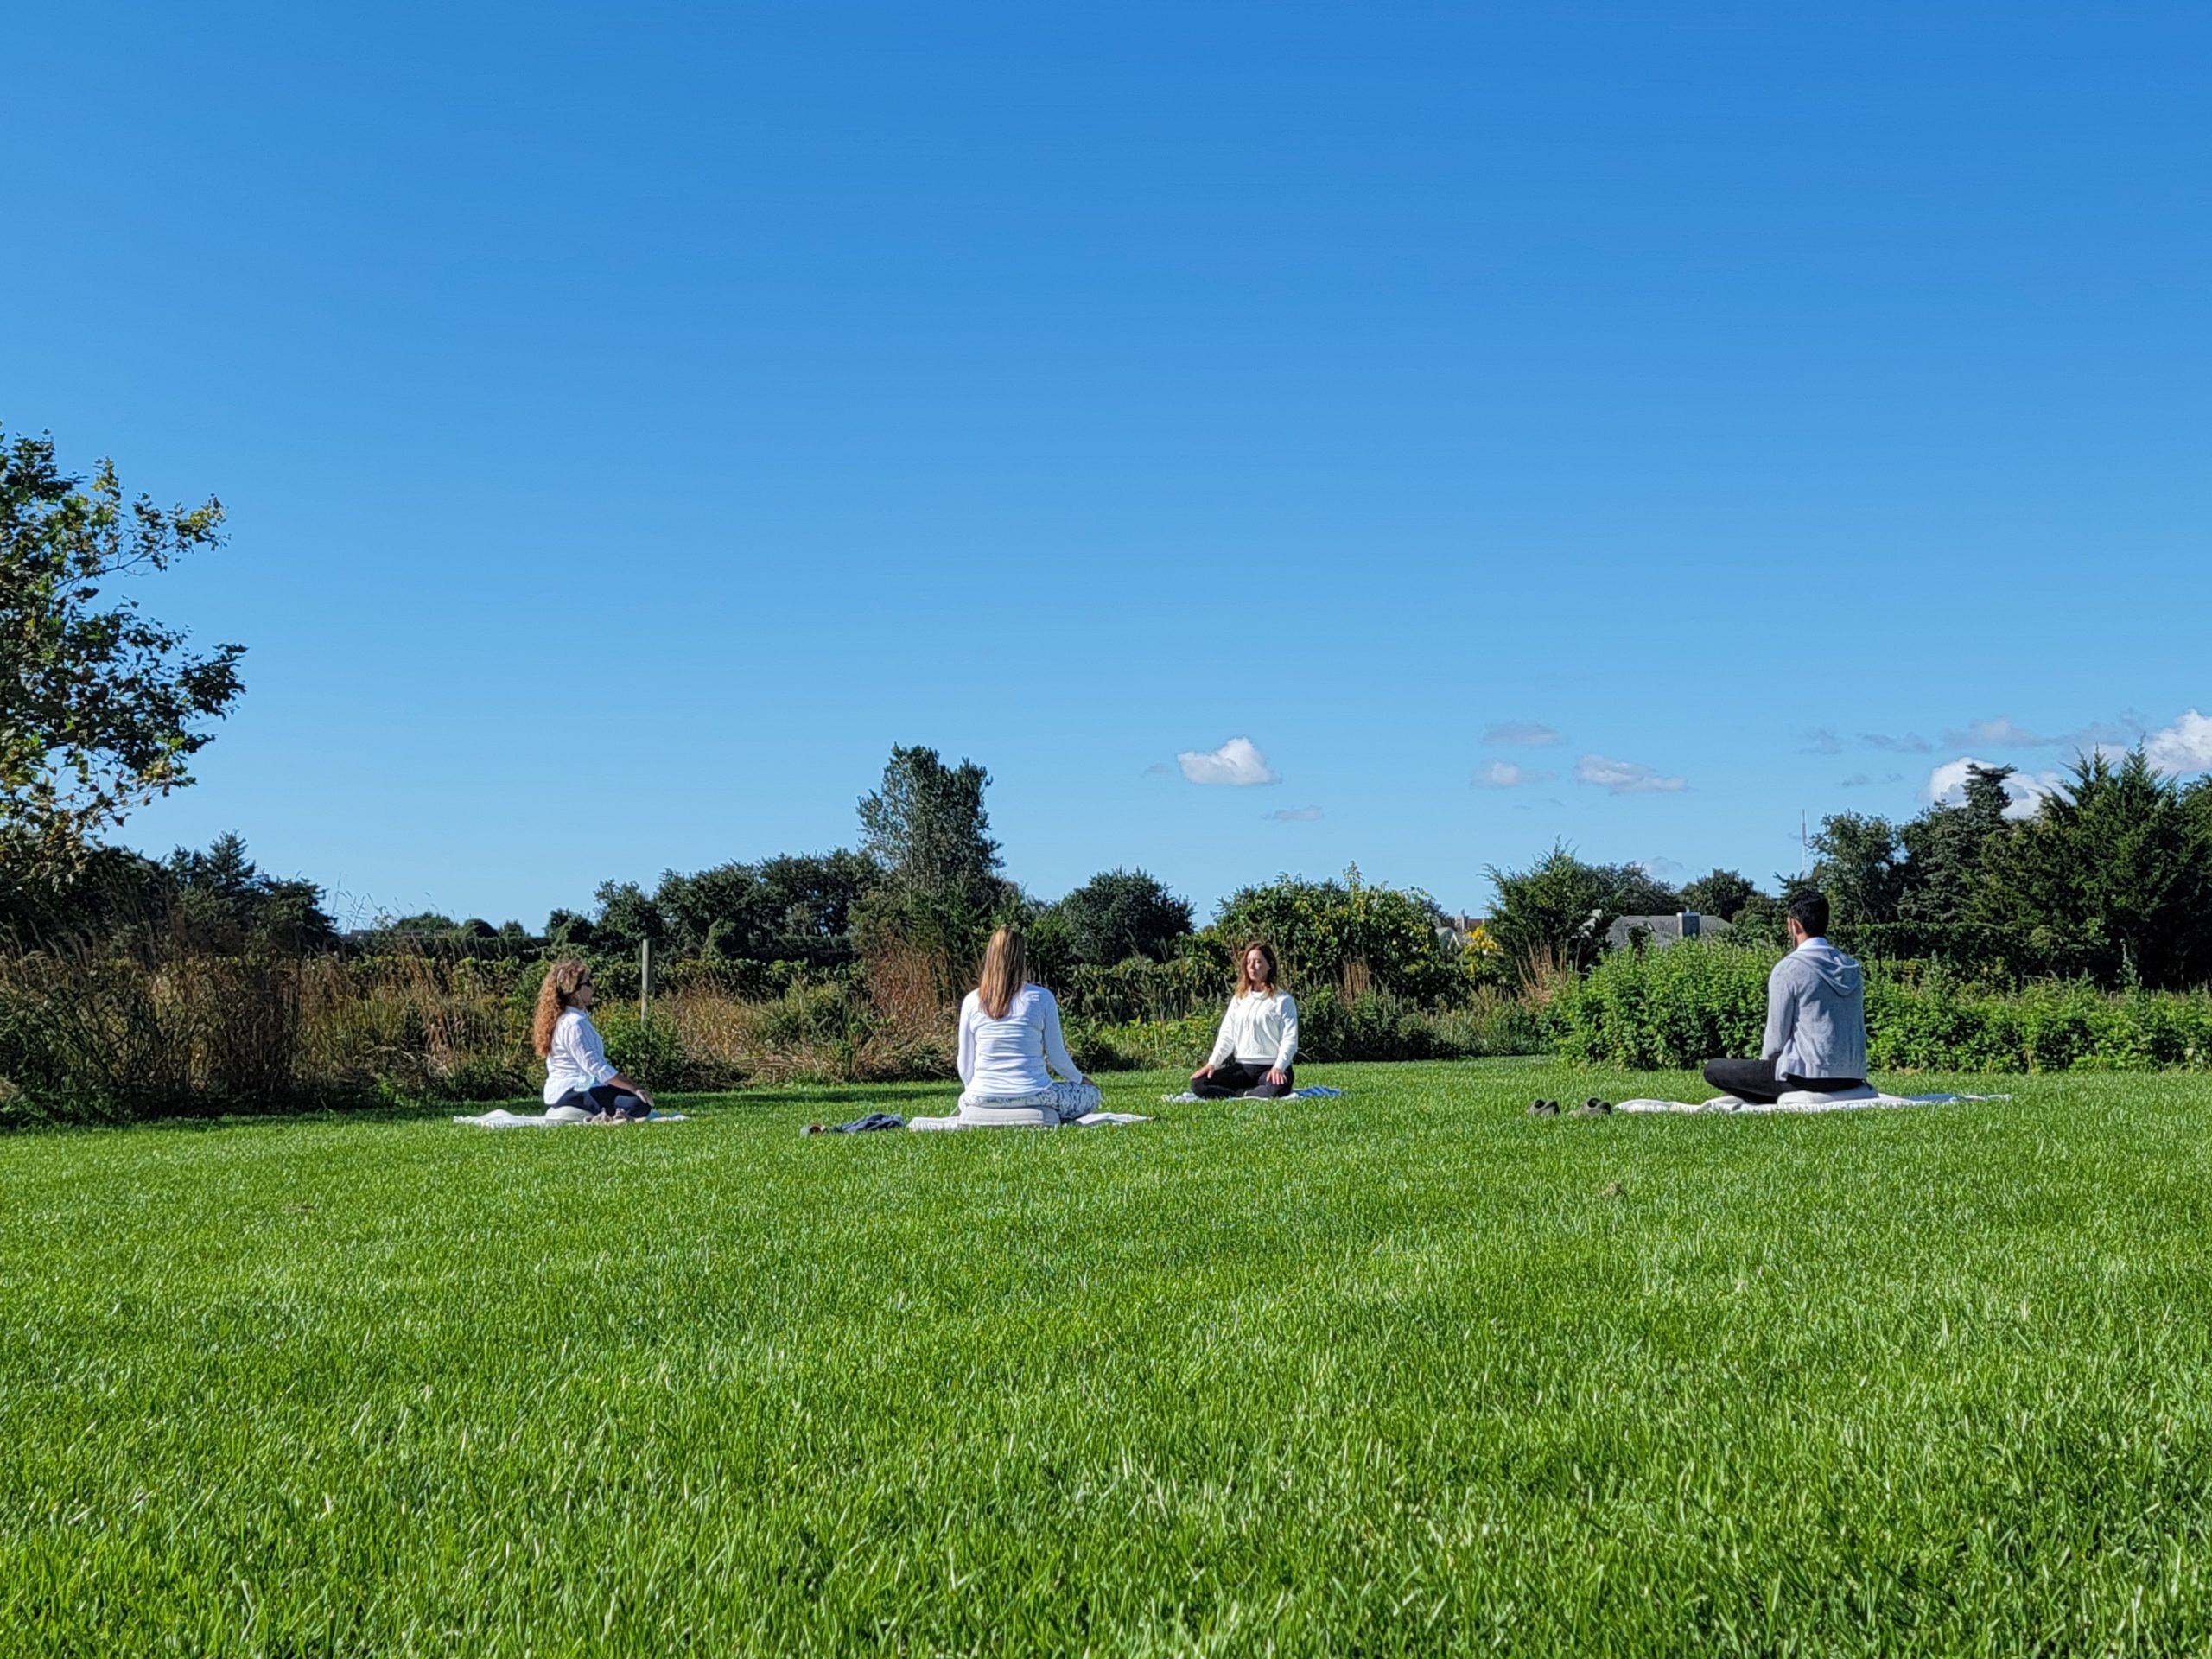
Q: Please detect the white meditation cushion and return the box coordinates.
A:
[1774,1083,1880,1105]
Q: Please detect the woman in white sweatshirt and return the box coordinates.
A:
[953,925,1101,1127]
[1191,941,1299,1098]
[532,958,656,1123]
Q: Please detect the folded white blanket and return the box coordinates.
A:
[1615,1090,2009,1116]
[1158,1084,1345,1103]
[906,1110,1152,1132]
[453,1109,690,1128]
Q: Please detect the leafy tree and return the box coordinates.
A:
[1805,811,1910,927]
[853,746,1015,1001]
[1974,749,2212,988]
[1021,899,1079,990]
[1677,868,1761,924]
[650,850,879,963]
[753,851,880,961]
[1605,864,1683,917]
[1050,869,1192,966]
[1211,866,1456,1002]
[1728,890,1790,949]
[2,429,244,874]
[653,862,766,955]
[0,842,169,952]
[591,880,668,951]
[1485,845,1621,981]
[545,908,597,946]
[857,746,1003,914]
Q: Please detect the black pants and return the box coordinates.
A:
[1701,1058,1865,1106]
[553,1084,651,1120]
[1191,1058,1294,1099]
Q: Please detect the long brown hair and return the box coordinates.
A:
[1235,939,1281,997]
[532,958,594,1057]
[976,925,1029,1020]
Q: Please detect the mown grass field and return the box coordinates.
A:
[6,1059,2212,1656]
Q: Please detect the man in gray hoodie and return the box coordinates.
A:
[1701,892,1868,1103]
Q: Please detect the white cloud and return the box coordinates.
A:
[2144,709,2212,774]
[1802,728,1842,755]
[1923,756,2062,820]
[1176,736,1277,787]
[1942,718,2056,749]
[1634,856,1686,880]
[1472,761,1550,789]
[1574,754,1687,795]
[1483,721,1560,747]
[1839,773,1875,788]
[1266,806,1323,822]
[1860,731,1934,754]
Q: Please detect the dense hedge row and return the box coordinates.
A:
[1555,941,2212,1072]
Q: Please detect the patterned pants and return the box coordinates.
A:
[956,1080,1103,1127]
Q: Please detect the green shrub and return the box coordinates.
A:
[1556,941,1771,1068]
[1558,939,2212,1073]
[1057,957,1222,1024]
[1066,985,1557,1073]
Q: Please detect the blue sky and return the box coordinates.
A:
[6,3,2208,925]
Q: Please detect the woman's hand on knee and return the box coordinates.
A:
[1192,1064,1215,1081]
[1264,1067,1288,1088]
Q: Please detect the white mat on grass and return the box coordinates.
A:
[1158,1084,1346,1103]
[906,1111,1153,1132]
[453,1109,690,1128]
[1616,1090,2009,1116]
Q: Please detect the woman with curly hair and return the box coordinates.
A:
[532,958,655,1123]
[1190,940,1299,1098]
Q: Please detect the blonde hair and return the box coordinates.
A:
[532,958,594,1057]
[1235,939,1281,997]
[976,925,1028,1020]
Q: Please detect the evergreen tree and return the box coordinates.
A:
[1899,763,2015,925]
[1974,749,2212,988]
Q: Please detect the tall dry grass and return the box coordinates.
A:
[0,946,963,1124]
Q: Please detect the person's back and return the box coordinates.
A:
[958,982,1060,1100]
[1766,935,1866,1083]
[1701,892,1870,1104]
[952,925,1100,1126]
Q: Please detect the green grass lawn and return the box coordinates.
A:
[7,1060,2212,1656]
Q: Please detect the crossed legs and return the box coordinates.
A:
[1190,1059,1295,1100]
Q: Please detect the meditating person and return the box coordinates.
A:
[1190,941,1300,1099]
[1702,892,1869,1104]
[533,958,656,1123]
[954,925,1101,1127]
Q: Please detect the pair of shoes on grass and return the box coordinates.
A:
[1529,1096,1612,1118]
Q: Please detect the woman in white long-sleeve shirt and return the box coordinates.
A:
[954,925,1100,1127]
[1191,940,1299,1098]
[532,958,656,1123]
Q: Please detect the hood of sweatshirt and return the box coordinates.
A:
[1792,938,1863,997]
